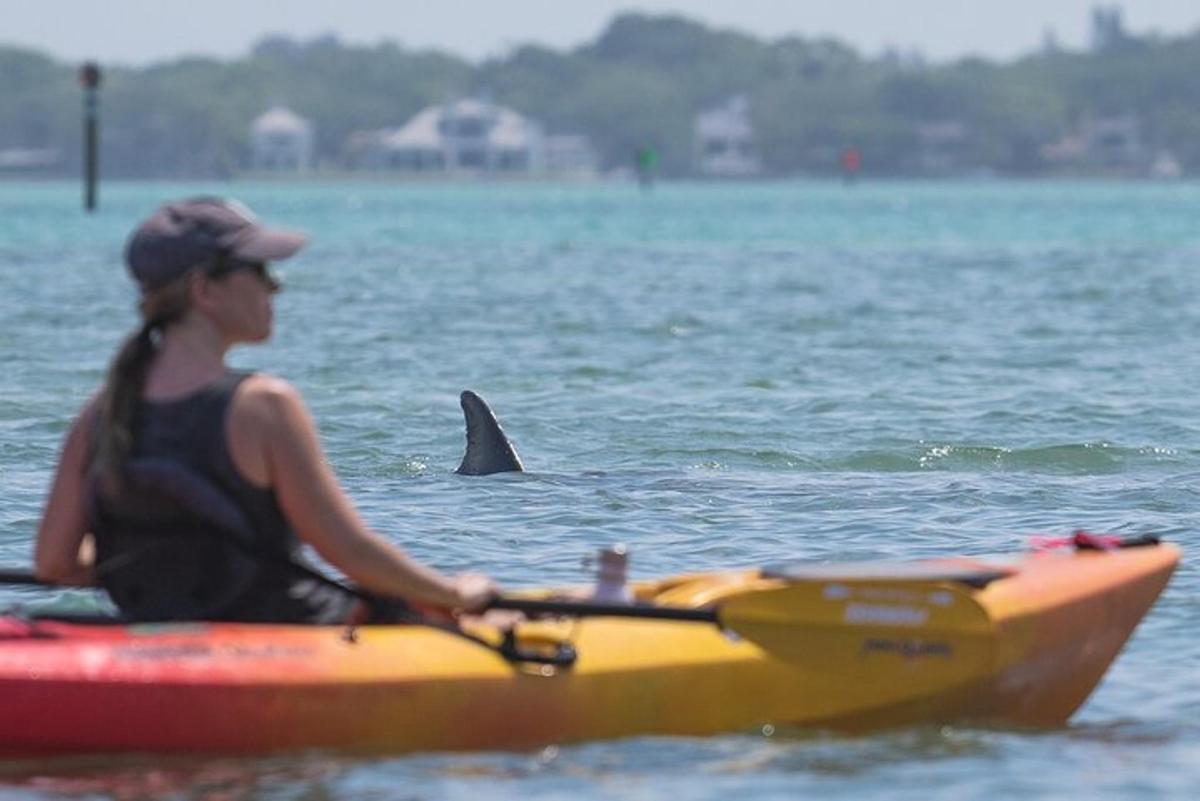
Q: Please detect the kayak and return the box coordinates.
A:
[0,541,1178,757]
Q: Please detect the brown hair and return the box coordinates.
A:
[90,274,192,494]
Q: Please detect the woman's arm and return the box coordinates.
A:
[230,376,495,611]
[34,401,99,585]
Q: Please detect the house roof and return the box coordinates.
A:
[252,106,313,135]
[382,107,442,149]
[380,99,541,152]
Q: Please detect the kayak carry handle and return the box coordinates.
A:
[1074,532,1161,550]
[498,628,578,667]
[1030,532,1163,551]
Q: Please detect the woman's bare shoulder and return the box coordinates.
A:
[238,372,301,399]
[232,373,311,427]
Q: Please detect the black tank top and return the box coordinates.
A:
[103,371,353,623]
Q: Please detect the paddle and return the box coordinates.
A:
[0,569,50,587]
[0,561,1012,668]
[0,562,1001,630]
[484,575,996,667]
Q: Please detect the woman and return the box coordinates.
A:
[34,197,496,622]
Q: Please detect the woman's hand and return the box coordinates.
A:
[451,571,499,613]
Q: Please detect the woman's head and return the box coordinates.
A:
[91,198,306,491]
[125,197,302,342]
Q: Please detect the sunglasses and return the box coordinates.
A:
[206,255,281,292]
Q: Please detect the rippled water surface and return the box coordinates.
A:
[1,180,1198,799]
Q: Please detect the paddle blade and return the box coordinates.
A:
[717,577,995,666]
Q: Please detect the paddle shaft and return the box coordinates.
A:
[488,596,718,622]
[0,569,45,587]
[0,566,721,624]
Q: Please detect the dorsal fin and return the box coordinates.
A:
[456,390,524,475]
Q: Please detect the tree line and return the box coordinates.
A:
[2,12,1199,178]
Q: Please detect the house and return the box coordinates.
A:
[1083,114,1145,170]
[350,98,545,174]
[250,107,315,172]
[1040,114,1148,175]
[0,148,60,173]
[695,96,761,177]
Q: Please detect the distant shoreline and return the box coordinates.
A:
[1,173,1193,186]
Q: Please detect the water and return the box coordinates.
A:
[1,180,1198,799]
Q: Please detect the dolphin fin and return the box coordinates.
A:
[456,390,525,475]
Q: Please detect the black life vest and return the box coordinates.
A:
[88,458,266,621]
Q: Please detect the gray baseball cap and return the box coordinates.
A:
[125,197,307,291]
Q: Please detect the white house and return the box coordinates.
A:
[250,107,315,172]
[353,98,546,174]
[695,96,761,177]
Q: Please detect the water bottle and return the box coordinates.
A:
[590,544,633,603]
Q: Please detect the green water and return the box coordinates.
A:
[0,180,1197,799]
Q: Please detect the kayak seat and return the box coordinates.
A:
[88,458,263,622]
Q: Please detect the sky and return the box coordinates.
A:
[3,0,1199,66]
